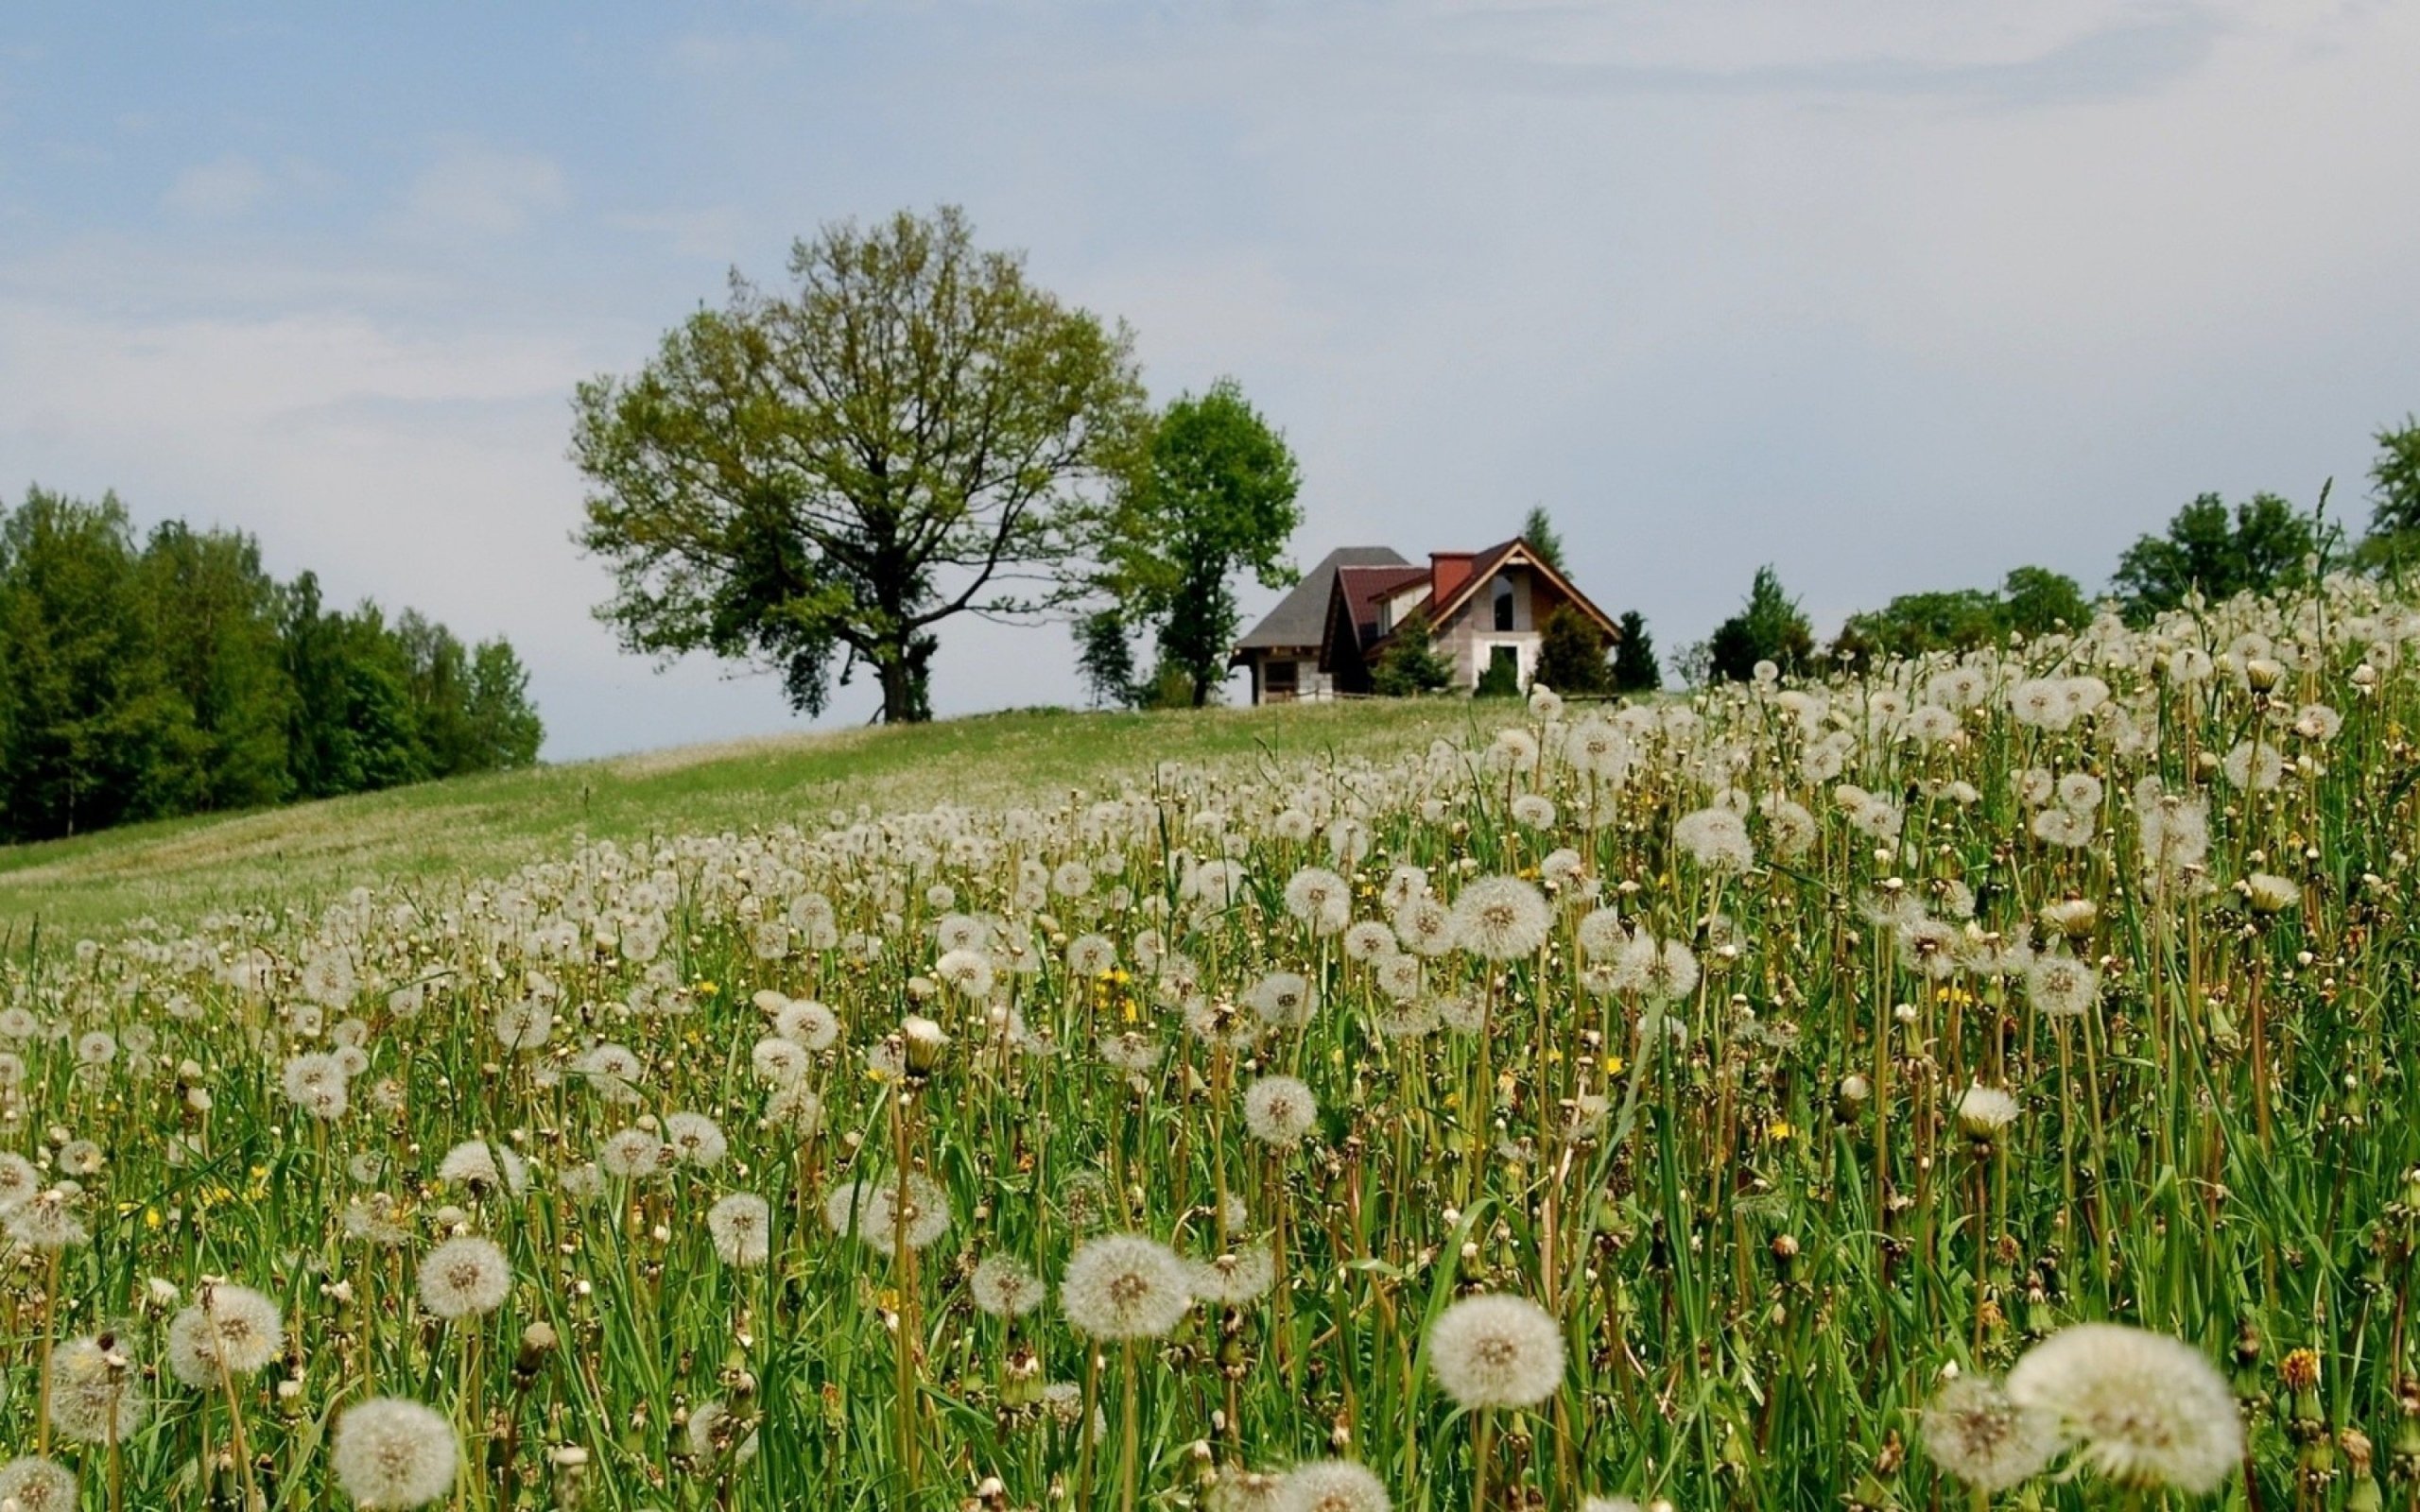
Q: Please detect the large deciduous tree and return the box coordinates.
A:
[2112,491,2318,623]
[572,206,1149,724]
[1097,378,1302,708]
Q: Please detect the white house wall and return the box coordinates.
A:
[1440,570,1541,688]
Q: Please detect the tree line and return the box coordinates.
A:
[0,489,543,843]
[1685,417,2420,681]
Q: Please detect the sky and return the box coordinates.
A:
[3,2,2416,759]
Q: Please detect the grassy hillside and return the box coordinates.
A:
[0,698,1490,937]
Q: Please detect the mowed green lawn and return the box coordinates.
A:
[0,697,1494,938]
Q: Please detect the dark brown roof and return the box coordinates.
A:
[1232,546,1409,653]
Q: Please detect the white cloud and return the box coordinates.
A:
[164,154,270,218]
[397,140,570,238]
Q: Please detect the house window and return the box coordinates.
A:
[1264,659,1299,698]
[1493,576,1514,632]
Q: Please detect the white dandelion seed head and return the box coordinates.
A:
[436,1141,529,1198]
[598,1127,665,1179]
[1243,1075,1319,1149]
[1208,1468,1288,1512]
[1450,876,1552,961]
[706,1193,772,1267]
[822,1173,953,1257]
[43,1334,147,1445]
[1426,1293,1565,1410]
[577,1043,645,1102]
[1067,933,1119,976]
[491,998,553,1052]
[4,1188,89,1251]
[0,1455,78,1512]
[772,999,841,1051]
[0,1152,37,1213]
[1921,1373,2062,1492]
[2243,871,2301,915]
[165,1283,285,1384]
[1341,919,1397,963]
[417,1236,512,1320]
[750,1036,809,1088]
[2005,1322,2243,1494]
[686,1400,760,1463]
[1247,971,1317,1029]
[970,1253,1047,1318]
[1273,1458,1392,1512]
[1188,1246,1277,1305]
[1673,806,1754,873]
[1283,867,1354,936]
[1373,951,1424,1003]
[1392,896,1456,958]
[2221,739,2284,791]
[662,1111,730,1168]
[332,1397,459,1508]
[1060,1233,1193,1340]
[1575,907,1630,962]
[763,1084,826,1135]
[934,948,997,1000]
[2025,954,2100,1018]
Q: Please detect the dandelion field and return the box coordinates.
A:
[8,583,2420,1510]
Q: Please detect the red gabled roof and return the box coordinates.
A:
[1332,564,1427,646]
[1424,538,1619,639]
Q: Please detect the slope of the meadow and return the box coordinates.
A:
[0,698,1485,938]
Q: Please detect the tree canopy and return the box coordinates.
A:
[573,205,1148,724]
[1371,610,1453,696]
[2355,416,2420,573]
[2112,491,2318,623]
[1093,378,1302,707]
[1520,506,1565,574]
[1535,603,1613,696]
[0,489,542,844]
[1612,610,1660,693]
[1830,567,2090,662]
[1703,566,1815,682]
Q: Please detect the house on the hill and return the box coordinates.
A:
[1230,538,1620,704]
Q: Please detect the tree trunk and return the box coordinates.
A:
[878,654,917,725]
[875,632,938,724]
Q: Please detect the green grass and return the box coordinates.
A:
[2,605,2412,1509]
[0,698,1492,938]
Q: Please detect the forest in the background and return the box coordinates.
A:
[0,489,543,843]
